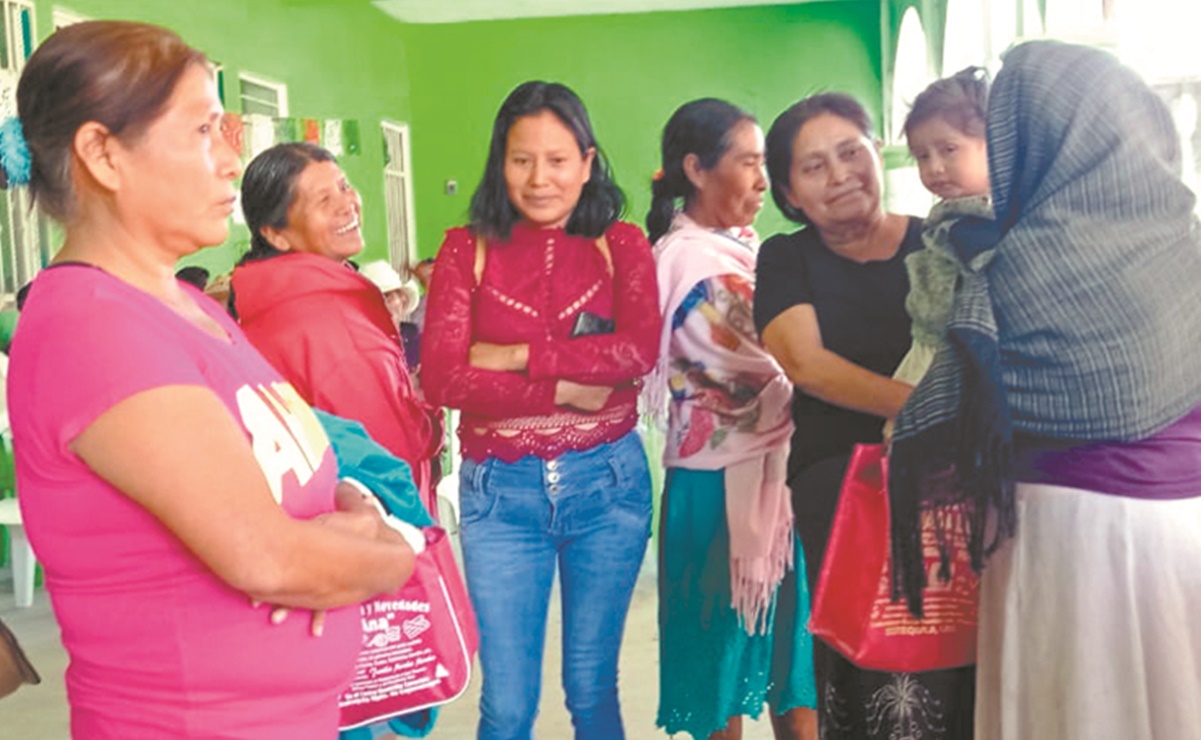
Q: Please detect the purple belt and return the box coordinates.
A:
[1015,403,1201,500]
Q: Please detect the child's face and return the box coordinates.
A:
[907,115,990,200]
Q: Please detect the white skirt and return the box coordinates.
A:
[975,482,1201,740]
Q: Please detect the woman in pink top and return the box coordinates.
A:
[6,21,414,738]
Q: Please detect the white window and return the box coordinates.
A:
[1166,90,1200,199]
[239,72,288,117]
[942,0,1018,72]
[381,121,417,271]
[885,7,936,216]
[51,7,88,30]
[1019,0,1044,37]
[988,0,1018,62]
[0,0,50,303]
[943,0,1037,78]
[1044,0,1106,39]
[0,0,33,72]
[0,189,53,298]
[942,0,986,79]
[890,8,934,143]
[211,64,226,106]
[1119,0,1201,211]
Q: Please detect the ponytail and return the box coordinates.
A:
[646,98,755,244]
[647,174,682,244]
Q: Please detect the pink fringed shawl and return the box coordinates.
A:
[650,213,795,634]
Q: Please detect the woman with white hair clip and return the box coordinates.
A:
[6,21,414,735]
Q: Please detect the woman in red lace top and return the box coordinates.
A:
[422,81,660,740]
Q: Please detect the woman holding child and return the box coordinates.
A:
[754,91,977,739]
[891,42,1201,740]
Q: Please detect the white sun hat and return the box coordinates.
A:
[359,259,405,293]
[360,260,420,309]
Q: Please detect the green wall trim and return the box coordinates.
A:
[25,2,888,268]
[403,2,883,255]
[32,0,413,272]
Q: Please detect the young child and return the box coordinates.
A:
[892,66,993,390]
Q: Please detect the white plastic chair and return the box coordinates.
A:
[435,409,461,534]
[0,398,34,608]
[0,498,35,608]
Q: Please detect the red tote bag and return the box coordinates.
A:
[338,527,479,730]
[809,444,978,673]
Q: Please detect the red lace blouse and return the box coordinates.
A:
[421,220,661,462]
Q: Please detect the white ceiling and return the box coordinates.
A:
[372,0,815,25]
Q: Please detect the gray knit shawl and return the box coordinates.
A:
[905,194,993,348]
[889,40,1201,613]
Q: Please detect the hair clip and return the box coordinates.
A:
[0,118,32,187]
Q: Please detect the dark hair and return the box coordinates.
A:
[175,265,210,290]
[469,81,624,240]
[645,99,756,243]
[903,66,990,141]
[238,142,336,264]
[16,20,207,223]
[766,92,874,226]
[15,283,31,312]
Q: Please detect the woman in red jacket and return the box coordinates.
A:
[422,81,661,740]
[232,143,440,515]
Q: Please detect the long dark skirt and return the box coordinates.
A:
[792,454,976,740]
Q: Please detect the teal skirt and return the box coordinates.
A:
[657,468,817,739]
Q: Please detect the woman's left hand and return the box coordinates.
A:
[263,604,328,637]
[259,481,399,636]
[469,342,529,372]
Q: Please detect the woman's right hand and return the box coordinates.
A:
[323,480,403,543]
[468,342,530,372]
[761,304,913,419]
[554,379,612,412]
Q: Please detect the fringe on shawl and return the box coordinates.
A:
[729,505,794,635]
[889,326,1017,618]
[639,352,671,433]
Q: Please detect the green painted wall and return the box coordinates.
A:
[27,0,413,273]
[21,1,885,268]
[402,2,883,257]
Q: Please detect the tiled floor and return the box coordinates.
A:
[0,555,784,739]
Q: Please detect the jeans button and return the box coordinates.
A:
[547,472,561,483]
[546,460,559,471]
[549,484,560,496]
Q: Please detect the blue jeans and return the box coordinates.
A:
[459,431,652,740]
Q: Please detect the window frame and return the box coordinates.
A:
[238,71,289,118]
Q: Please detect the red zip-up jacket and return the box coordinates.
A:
[233,253,437,493]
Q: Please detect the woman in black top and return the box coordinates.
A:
[754,93,974,740]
